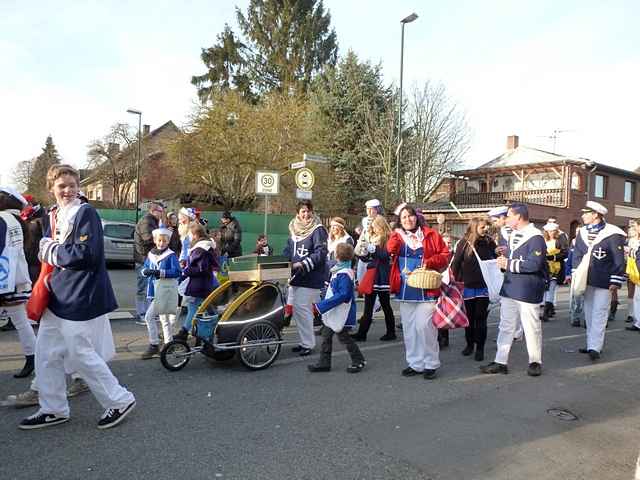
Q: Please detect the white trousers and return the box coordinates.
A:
[583,285,611,352]
[495,297,542,365]
[35,309,134,417]
[633,287,640,328]
[544,279,557,304]
[6,303,36,356]
[144,300,175,345]
[399,302,440,371]
[288,286,320,349]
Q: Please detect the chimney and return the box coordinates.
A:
[143,124,151,136]
[107,142,120,157]
[507,135,519,150]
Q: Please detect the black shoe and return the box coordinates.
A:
[578,348,589,354]
[97,400,136,430]
[350,333,367,342]
[571,320,581,327]
[548,303,556,317]
[474,350,484,362]
[379,333,397,341]
[347,361,366,373]
[0,319,16,331]
[299,347,313,357]
[401,367,421,377]
[588,350,600,361]
[423,369,437,380]
[14,355,34,379]
[625,315,634,323]
[480,362,508,374]
[291,345,303,353]
[527,362,542,377]
[541,305,550,322]
[626,325,640,332]
[461,345,474,356]
[307,364,330,372]
[19,412,70,430]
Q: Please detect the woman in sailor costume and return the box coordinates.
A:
[572,201,626,360]
[0,187,36,378]
[283,200,328,356]
[19,165,135,430]
[387,205,450,380]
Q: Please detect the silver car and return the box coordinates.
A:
[103,221,135,265]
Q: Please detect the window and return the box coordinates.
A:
[624,181,635,203]
[103,224,135,240]
[571,172,583,191]
[594,175,606,198]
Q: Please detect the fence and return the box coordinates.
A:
[97,209,296,255]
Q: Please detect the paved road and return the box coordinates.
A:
[1,282,640,479]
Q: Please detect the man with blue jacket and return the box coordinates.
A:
[481,203,548,377]
[572,201,626,360]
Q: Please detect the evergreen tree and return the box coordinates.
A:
[311,50,393,211]
[28,135,61,199]
[193,0,338,101]
[191,24,253,103]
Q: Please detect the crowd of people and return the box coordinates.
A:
[2,165,640,431]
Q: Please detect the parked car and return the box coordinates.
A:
[103,220,135,265]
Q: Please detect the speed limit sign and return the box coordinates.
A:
[256,171,280,195]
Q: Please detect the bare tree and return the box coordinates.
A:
[87,123,137,208]
[13,158,36,192]
[361,102,397,207]
[403,82,470,202]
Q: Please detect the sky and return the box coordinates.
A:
[2,0,639,187]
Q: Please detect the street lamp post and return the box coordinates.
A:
[126,108,142,224]
[396,12,418,202]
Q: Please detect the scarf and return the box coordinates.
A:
[397,227,424,250]
[586,221,606,234]
[289,214,323,241]
[55,199,83,242]
[331,260,352,273]
[150,247,169,256]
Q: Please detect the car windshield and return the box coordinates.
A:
[104,224,135,240]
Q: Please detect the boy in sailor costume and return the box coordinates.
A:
[307,243,366,373]
[481,203,547,377]
[140,227,181,359]
[19,165,135,430]
[572,201,626,360]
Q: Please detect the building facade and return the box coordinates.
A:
[422,135,640,240]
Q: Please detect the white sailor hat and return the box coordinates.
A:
[152,227,172,237]
[0,186,28,207]
[365,199,381,208]
[581,201,607,216]
[543,223,559,232]
[179,207,197,220]
[487,205,509,218]
[394,202,408,216]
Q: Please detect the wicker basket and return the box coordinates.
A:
[406,268,442,289]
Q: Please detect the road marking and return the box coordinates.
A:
[109,311,134,320]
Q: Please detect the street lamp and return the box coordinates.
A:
[126,108,142,223]
[396,12,418,202]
